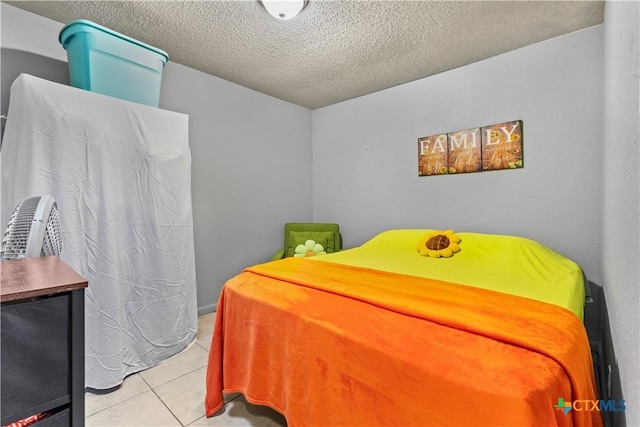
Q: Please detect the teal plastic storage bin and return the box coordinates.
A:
[59,19,168,107]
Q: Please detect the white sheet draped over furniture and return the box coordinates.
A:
[1,74,197,390]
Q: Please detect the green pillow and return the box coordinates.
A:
[286,230,336,257]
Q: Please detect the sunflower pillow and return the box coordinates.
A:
[293,239,327,257]
[416,230,461,258]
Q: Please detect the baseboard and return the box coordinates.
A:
[198,303,217,317]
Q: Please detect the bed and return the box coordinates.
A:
[205,229,601,426]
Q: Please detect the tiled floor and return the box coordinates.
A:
[85,312,288,427]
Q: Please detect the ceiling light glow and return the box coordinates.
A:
[260,0,307,21]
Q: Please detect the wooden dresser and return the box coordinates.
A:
[1,256,88,426]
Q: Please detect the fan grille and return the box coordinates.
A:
[1,198,39,259]
[42,206,62,257]
[1,196,62,260]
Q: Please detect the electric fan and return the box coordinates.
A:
[0,195,62,260]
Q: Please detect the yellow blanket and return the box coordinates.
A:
[205,258,600,426]
[314,229,586,319]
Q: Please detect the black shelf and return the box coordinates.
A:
[0,258,87,427]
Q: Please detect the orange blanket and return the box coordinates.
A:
[205,258,601,426]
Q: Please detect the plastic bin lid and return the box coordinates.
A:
[59,19,169,63]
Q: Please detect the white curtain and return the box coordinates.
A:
[1,74,197,389]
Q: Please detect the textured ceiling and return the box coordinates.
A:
[5,0,604,109]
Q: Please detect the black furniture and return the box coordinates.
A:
[1,256,87,426]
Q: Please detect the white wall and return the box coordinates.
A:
[602,1,639,424]
[0,3,67,62]
[312,26,604,284]
[160,63,312,313]
[0,3,314,313]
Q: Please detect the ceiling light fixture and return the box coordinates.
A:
[259,0,308,21]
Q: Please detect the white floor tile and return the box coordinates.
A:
[224,392,243,403]
[85,390,181,426]
[86,313,217,425]
[197,312,216,336]
[139,343,209,388]
[187,396,287,427]
[196,312,215,350]
[85,374,151,417]
[154,367,207,426]
[196,332,213,351]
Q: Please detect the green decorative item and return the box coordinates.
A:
[272,223,342,260]
[294,240,326,257]
[286,231,332,257]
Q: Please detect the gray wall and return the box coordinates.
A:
[312,25,604,284]
[602,1,639,425]
[0,3,313,314]
[160,62,312,313]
